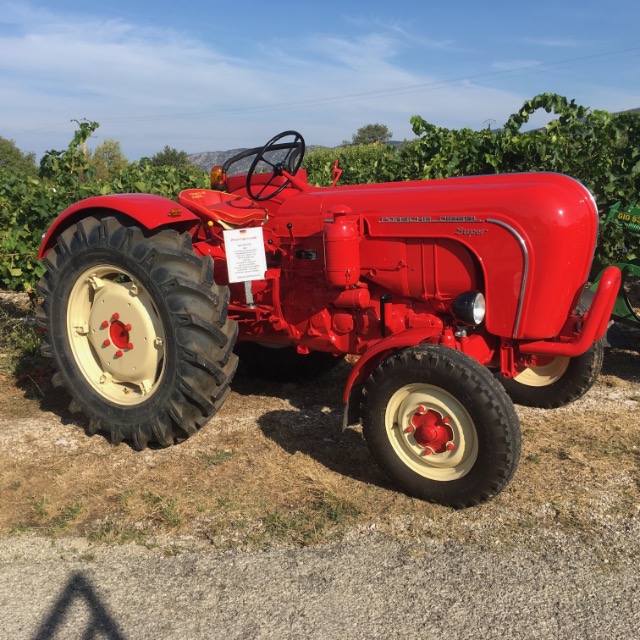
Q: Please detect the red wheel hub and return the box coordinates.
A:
[410,406,454,454]
[109,319,132,350]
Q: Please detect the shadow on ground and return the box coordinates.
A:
[233,361,394,491]
[601,345,640,382]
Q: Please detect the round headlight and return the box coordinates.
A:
[452,291,486,326]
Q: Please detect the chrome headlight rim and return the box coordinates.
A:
[452,291,486,326]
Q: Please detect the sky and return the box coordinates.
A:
[1,0,639,161]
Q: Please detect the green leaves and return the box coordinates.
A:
[1,97,639,292]
[347,123,393,145]
[304,143,400,186]
[0,123,208,291]
[0,136,37,176]
[306,93,640,267]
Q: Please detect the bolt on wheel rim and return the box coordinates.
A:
[385,383,478,481]
[514,356,570,387]
[67,265,166,405]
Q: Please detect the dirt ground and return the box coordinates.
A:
[0,292,639,558]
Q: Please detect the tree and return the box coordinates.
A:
[0,136,37,175]
[149,145,190,167]
[348,124,393,145]
[90,139,129,180]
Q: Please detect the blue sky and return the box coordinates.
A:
[2,0,639,160]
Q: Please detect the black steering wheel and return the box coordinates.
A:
[246,131,305,201]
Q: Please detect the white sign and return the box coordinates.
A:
[223,227,268,283]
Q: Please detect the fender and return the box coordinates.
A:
[519,266,621,356]
[342,328,432,429]
[38,193,200,259]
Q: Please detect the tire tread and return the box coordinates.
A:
[37,214,237,449]
[362,344,521,508]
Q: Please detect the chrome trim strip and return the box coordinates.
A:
[487,218,529,337]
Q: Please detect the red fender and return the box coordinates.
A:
[518,266,621,356]
[38,194,200,259]
[342,328,432,429]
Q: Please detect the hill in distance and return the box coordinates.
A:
[187,142,401,173]
[188,149,251,173]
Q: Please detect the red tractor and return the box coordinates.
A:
[37,131,621,507]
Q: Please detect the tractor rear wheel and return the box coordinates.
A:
[37,215,238,449]
[362,345,520,508]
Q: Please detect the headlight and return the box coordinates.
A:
[452,291,486,326]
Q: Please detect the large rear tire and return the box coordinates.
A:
[362,345,521,508]
[37,216,238,449]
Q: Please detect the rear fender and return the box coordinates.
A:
[38,194,200,259]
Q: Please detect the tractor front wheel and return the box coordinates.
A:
[37,216,238,449]
[362,345,521,508]
[497,299,604,409]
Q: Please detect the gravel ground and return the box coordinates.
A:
[1,289,639,639]
[1,531,638,640]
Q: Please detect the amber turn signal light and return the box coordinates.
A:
[210,166,227,190]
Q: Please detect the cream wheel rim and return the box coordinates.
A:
[385,383,478,481]
[66,264,166,405]
[514,357,570,387]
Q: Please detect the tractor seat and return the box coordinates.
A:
[178,189,267,229]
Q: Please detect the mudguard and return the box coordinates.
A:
[38,193,200,259]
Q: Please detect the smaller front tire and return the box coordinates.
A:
[362,345,521,508]
[497,300,604,409]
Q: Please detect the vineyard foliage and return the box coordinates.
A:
[1,94,639,291]
[0,121,208,290]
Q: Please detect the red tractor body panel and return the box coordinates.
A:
[262,172,600,341]
[184,171,615,364]
[38,193,199,259]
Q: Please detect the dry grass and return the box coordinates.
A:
[1,292,639,557]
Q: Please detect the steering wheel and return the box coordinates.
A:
[246,131,305,201]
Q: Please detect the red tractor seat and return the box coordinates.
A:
[178,189,267,228]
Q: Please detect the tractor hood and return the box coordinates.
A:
[277,172,599,339]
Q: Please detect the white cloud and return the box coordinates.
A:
[1,3,637,160]
[342,15,470,53]
[492,60,541,71]
[514,37,581,48]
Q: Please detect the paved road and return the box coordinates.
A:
[1,533,638,639]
